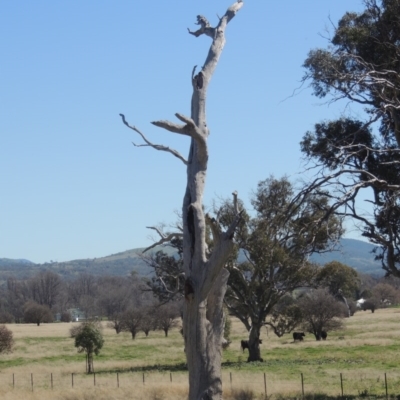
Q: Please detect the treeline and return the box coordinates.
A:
[0,253,152,282]
[0,258,399,353]
[0,271,181,338]
[268,266,400,338]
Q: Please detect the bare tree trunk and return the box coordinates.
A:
[337,290,351,318]
[184,269,230,399]
[121,2,244,398]
[180,4,244,399]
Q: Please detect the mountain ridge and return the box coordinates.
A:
[0,238,383,281]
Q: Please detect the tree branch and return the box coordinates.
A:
[119,114,188,165]
[152,113,207,164]
[142,226,183,253]
[188,15,215,38]
[200,191,243,299]
[205,214,221,247]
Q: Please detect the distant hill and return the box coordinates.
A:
[0,238,383,282]
[0,248,156,282]
[0,258,43,280]
[310,238,382,276]
[0,258,35,267]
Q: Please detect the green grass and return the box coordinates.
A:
[2,308,400,398]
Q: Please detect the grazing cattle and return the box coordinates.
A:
[240,339,262,352]
[321,330,327,340]
[361,300,376,313]
[293,332,305,341]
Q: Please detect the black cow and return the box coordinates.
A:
[315,330,327,341]
[361,300,376,313]
[293,332,305,341]
[240,339,262,352]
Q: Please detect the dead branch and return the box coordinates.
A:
[205,214,221,247]
[142,226,183,253]
[119,114,188,165]
[188,15,215,38]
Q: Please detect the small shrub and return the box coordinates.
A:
[348,300,358,316]
[23,302,53,325]
[72,321,104,374]
[70,324,82,338]
[60,311,72,322]
[0,325,13,353]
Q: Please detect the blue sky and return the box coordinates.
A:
[1,0,367,264]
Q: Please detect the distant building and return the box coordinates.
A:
[356,298,366,308]
[68,308,86,322]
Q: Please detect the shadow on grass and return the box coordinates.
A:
[287,396,400,400]
[98,360,267,374]
[96,362,189,374]
[271,395,400,400]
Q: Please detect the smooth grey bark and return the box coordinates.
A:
[120,2,244,399]
[337,289,351,318]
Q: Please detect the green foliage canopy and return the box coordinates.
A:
[301,0,400,277]
[73,322,104,373]
[317,261,360,299]
[223,176,343,360]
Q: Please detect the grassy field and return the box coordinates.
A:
[1,308,400,399]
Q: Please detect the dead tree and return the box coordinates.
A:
[120,2,244,398]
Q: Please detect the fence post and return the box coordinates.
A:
[12,373,14,389]
[31,373,33,392]
[72,373,74,388]
[340,373,344,398]
[230,372,232,391]
[385,373,388,400]
[143,372,145,385]
[170,372,172,383]
[51,373,53,390]
[93,372,96,386]
[301,373,304,399]
[264,372,267,398]
[117,372,119,388]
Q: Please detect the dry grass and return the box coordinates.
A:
[1,320,186,374]
[8,323,72,339]
[0,386,189,400]
[2,307,400,398]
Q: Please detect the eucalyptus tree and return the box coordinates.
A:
[300,0,400,277]
[316,261,360,316]
[317,262,360,299]
[72,322,104,374]
[142,237,185,303]
[120,4,245,396]
[222,176,343,361]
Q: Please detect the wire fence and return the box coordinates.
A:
[1,370,400,398]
